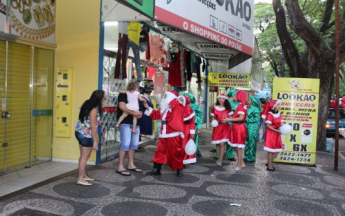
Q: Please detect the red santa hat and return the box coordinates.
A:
[262,100,281,119]
[177,95,187,107]
[236,90,248,104]
[217,94,228,100]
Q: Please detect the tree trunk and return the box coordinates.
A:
[315,62,335,151]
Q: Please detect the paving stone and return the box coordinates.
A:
[101,201,168,216]
[0,129,344,216]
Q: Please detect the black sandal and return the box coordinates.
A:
[127,168,143,173]
[266,167,275,171]
[116,170,131,176]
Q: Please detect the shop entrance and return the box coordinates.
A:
[0,40,54,174]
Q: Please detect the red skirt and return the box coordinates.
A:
[229,123,246,148]
[212,123,230,144]
[264,128,283,152]
[182,124,196,164]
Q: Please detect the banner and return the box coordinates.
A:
[155,0,254,55]
[208,72,250,88]
[123,0,154,18]
[0,0,7,33]
[273,78,320,165]
[10,0,55,44]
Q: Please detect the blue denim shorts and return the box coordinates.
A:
[119,124,140,151]
[75,131,93,148]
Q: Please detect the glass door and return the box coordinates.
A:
[32,48,54,164]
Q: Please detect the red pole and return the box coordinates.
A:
[334,0,340,171]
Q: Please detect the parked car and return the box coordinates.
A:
[326,108,345,137]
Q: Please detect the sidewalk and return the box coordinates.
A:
[0,129,345,215]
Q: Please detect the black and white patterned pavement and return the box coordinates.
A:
[0,129,345,216]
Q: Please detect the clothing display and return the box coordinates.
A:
[127,40,143,81]
[153,72,164,94]
[147,67,157,79]
[186,51,192,82]
[128,22,141,46]
[244,97,261,162]
[167,51,182,87]
[211,105,231,144]
[139,94,153,135]
[195,56,202,83]
[114,33,128,79]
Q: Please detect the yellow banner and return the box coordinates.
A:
[273,78,320,165]
[208,72,250,88]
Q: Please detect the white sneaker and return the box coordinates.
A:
[241,163,246,168]
[216,161,222,167]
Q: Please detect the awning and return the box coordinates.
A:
[102,0,254,67]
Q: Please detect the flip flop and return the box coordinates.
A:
[127,167,143,173]
[116,170,131,176]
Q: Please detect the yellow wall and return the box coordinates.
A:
[53,0,101,163]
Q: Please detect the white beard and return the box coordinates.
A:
[159,92,176,114]
[160,99,169,114]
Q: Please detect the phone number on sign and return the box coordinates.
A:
[279,157,311,162]
[279,152,312,157]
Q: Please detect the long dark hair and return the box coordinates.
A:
[216,98,232,111]
[79,90,105,121]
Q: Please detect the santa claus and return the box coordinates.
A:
[177,95,196,165]
[144,90,185,177]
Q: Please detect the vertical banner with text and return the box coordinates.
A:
[273,78,320,165]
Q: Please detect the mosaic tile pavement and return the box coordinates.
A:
[0,129,345,216]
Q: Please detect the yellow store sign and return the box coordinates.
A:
[208,72,250,88]
[273,78,320,165]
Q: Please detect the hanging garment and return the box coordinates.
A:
[114,33,128,79]
[168,51,182,87]
[195,56,202,83]
[186,51,192,82]
[153,72,164,94]
[149,35,161,65]
[147,67,157,79]
[128,22,141,46]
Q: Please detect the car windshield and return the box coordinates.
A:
[328,109,345,119]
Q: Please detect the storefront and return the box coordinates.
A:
[0,0,55,173]
[0,0,255,170]
[99,0,255,162]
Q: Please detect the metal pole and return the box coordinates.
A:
[334,0,340,171]
[29,46,34,168]
[3,40,8,174]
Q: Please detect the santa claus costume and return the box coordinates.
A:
[144,90,185,177]
[263,100,283,153]
[178,96,197,164]
[228,90,248,171]
[263,100,282,171]
[229,91,248,149]
[211,94,232,166]
[211,95,231,145]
